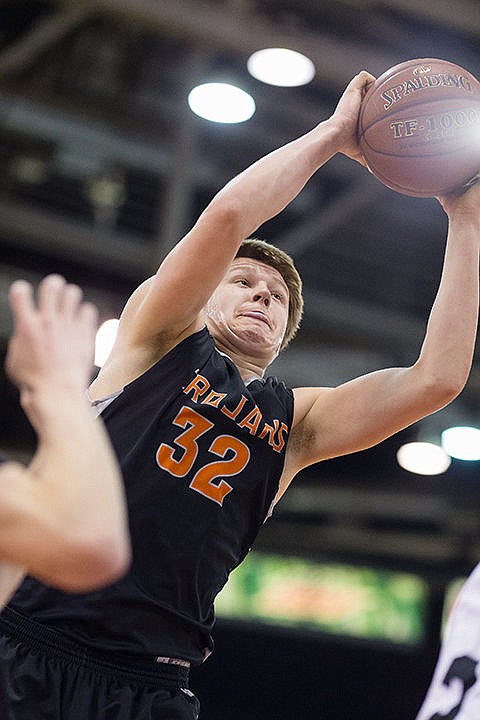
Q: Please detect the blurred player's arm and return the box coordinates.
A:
[0,276,131,603]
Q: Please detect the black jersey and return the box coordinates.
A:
[8,328,294,665]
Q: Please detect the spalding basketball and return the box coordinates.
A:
[357,58,480,197]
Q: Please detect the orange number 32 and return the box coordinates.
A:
[156,406,250,505]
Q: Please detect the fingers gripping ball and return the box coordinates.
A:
[357,58,480,197]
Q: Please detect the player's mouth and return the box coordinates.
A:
[241,311,271,327]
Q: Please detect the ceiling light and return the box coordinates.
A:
[247,48,315,87]
[187,83,256,123]
[85,175,125,210]
[10,155,49,184]
[441,426,480,461]
[396,441,451,475]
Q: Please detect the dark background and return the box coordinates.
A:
[0,1,479,717]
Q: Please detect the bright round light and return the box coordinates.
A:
[187,83,256,123]
[441,426,480,461]
[396,441,451,475]
[95,318,119,368]
[247,48,315,87]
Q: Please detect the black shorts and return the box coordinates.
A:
[0,608,200,720]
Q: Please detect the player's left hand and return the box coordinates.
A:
[436,173,480,217]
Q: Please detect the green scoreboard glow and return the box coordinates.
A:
[215,552,428,644]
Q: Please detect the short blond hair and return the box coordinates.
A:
[235,238,303,350]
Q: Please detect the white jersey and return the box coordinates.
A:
[416,563,480,719]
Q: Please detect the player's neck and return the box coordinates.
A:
[214,341,267,383]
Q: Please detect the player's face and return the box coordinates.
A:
[205,258,289,362]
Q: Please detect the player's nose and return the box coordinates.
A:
[252,283,270,305]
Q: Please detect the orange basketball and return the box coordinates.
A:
[357,58,480,197]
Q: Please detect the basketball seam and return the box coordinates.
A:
[359,142,474,158]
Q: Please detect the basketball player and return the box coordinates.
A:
[0,274,131,606]
[0,70,479,719]
[415,564,480,719]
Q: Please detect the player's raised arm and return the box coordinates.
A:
[116,71,375,352]
[286,180,480,479]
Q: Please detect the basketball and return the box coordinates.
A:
[357,58,480,197]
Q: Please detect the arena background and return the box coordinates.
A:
[0,2,479,717]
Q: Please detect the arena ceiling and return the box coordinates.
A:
[0,0,480,576]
